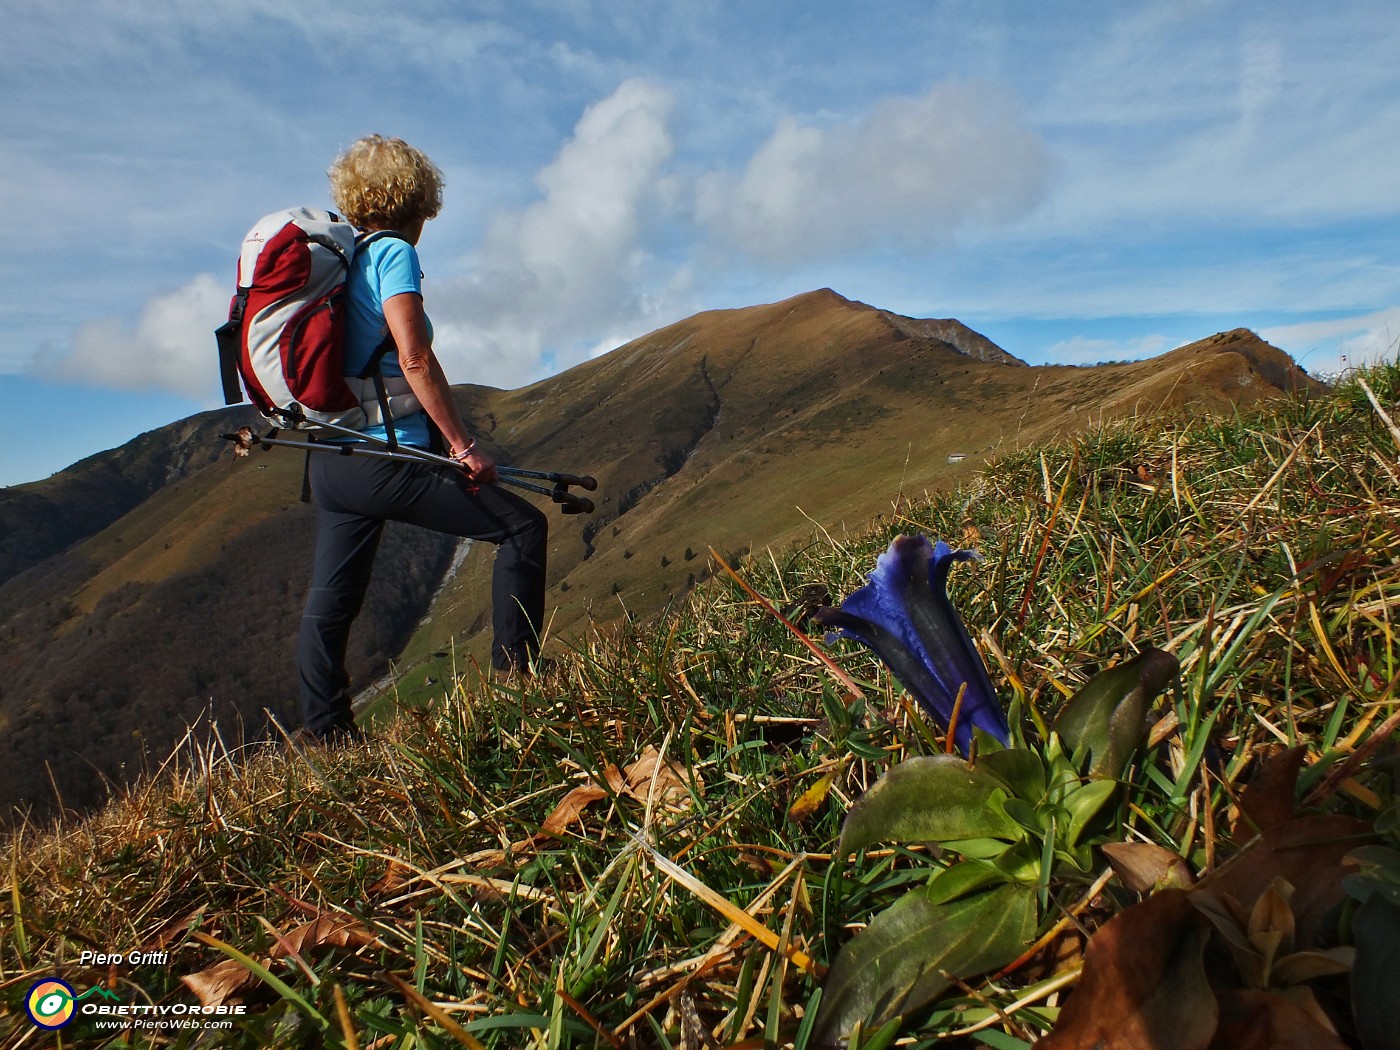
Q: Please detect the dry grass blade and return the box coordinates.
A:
[334,983,361,1050]
[627,830,821,976]
[996,867,1116,979]
[632,851,815,994]
[435,873,556,903]
[1304,707,1400,807]
[557,975,625,1049]
[382,971,488,1049]
[1357,376,1400,453]
[1017,450,1077,627]
[1237,419,1322,516]
[709,546,865,699]
[942,968,1083,1039]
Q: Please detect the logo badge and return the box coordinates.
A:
[26,978,77,1029]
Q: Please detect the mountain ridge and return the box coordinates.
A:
[0,290,1321,819]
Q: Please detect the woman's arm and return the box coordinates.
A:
[382,291,496,482]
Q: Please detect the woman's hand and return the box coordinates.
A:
[454,445,497,484]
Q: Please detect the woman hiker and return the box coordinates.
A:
[297,134,548,743]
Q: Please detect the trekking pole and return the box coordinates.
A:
[220,416,596,514]
[267,412,599,506]
[497,466,598,491]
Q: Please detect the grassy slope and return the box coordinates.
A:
[0,408,262,587]
[0,442,457,815]
[2,362,1392,1048]
[395,299,1321,693]
[0,292,1317,816]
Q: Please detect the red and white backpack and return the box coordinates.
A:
[215,207,420,431]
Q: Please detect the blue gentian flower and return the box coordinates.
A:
[815,535,1009,754]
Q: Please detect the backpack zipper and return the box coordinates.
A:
[282,289,341,383]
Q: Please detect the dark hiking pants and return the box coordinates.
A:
[297,453,548,739]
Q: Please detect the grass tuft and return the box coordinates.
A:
[4,363,1398,1047]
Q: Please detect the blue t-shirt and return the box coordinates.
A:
[343,234,433,449]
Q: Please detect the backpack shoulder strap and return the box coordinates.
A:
[354,229,410,251]
[350,230,411,382]
[349,229,415,451]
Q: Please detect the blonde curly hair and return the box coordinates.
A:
[328,135,443,230]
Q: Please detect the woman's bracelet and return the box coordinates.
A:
[450,439,476,463]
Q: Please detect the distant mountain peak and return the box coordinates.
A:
[725,288,1024,367]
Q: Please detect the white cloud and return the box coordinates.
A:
[1027,9,1400,237]
[694,82,1050,263]
[587,336,629,360]
[31,274,228,401]
[1262,308,1400,375]
[428,79,685,388]
[26,81,688,399]
[1239,36,1284,132]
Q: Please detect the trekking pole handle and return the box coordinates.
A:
[561,494,594,514]
[496,466,598,491]
[496,475,594,513]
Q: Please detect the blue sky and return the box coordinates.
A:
[4,0,1400,486]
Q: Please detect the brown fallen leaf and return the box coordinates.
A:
[1200,812,1373,951]
[1209,988,1349,1050]
[1102,842,1195,895]
[1037,889,1217,1050]
[542,781,612,835]
[275,914,380,957]
[1234,745,1307,838]
[1191,876,1354,996]
[140,906,207,952]
[542,746,699,836]
[1046,750,1372,1049]
[1196,744,1374,950]
[622,744,694,806]
[182,958,257,1008]
[366,859,414,900]
[183,912,380,1009]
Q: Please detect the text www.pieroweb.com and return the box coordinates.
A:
[84,1003,245,1031]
